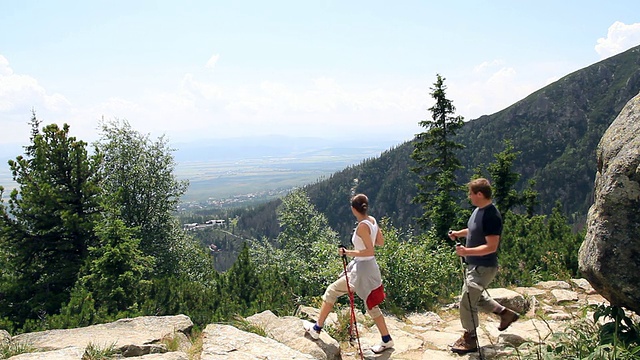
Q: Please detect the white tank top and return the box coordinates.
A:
[351,217,377,261]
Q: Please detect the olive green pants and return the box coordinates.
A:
[460,265,502,332]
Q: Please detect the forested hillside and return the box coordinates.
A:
[230,45,640,239]
[456,44,640,220]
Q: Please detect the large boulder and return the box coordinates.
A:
[579,91,640,314]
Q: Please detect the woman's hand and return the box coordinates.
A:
[338,247,347,257]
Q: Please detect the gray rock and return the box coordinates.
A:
[419,349,461,359]
[1,329,10,344]
[551,289,579,303]
[246,310,340,360]
[137,352,189,359]
[548,312,573,321]
[405,312,443,327]
[534,281,571,290]
[579,91,640,314]
[12,314,192,356]
[486,288,531,314]
[7,347,85,360]
[570,278,596,294]
[201,324,314,359]
[498,333,528,347]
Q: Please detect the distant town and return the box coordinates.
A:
[182,219,226,231]
[177,187,292,212]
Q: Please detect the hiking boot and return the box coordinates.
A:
[302,320,320,340]
[371,339,394,354]
[498,308,519,331]
[450,331,478,354]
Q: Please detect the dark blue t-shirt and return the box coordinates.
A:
[465,203,502,267]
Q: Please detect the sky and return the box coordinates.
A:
[1,1,640,153]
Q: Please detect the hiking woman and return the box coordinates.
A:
[303,193,393,354]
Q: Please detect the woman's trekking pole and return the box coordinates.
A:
[449,231,484,360]
[339,245,364,360]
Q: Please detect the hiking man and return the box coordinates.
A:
[448,178,519,354]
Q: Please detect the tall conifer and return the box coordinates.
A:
[0,113,101,325]
[411,74,465,239]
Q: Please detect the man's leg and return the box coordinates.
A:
[474,266,519,331]
[452,265,497,354]
[460,265,497,332]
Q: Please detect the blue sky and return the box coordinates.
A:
[1,0,640,151]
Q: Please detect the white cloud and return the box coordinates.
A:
[119,74,428,142]
[473,59,506,73]
[595,21,640,59]
[0,55,71,112]
[0,55,73,143]
[205,54,220,69]
[0,55,12,76]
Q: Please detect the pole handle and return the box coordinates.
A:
[338,245,348,262]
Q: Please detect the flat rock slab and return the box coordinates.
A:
[201,324,314,359]
[12,315,192,353]
[247,310,340,360]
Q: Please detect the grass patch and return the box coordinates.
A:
[0,340,37,359]
[160,332,181,352]
[229,315,267,337]
[187,327,203,360]
[82,341,118,360]
[325,306,355,343]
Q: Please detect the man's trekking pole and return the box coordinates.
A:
[449,230,484,360]
[339,245,364,360]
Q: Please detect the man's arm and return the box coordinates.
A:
[455,235,500,256]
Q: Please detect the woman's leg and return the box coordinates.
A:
[316,300,334,327]
[369,306,389,336]
[368,305,393,353]
[317,276,348,326]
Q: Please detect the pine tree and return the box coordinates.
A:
[224,244,258,313]
[411,74,465,239]
[79,206,154,314]
[0,114,101,325]
[487,140,521,213]
[486,139,540,215]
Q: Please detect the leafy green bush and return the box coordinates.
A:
[496,208,583,288]
[376,223,460,315]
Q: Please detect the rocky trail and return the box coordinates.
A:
[1,278,618,359]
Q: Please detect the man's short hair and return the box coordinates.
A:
[468,178,492,199]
